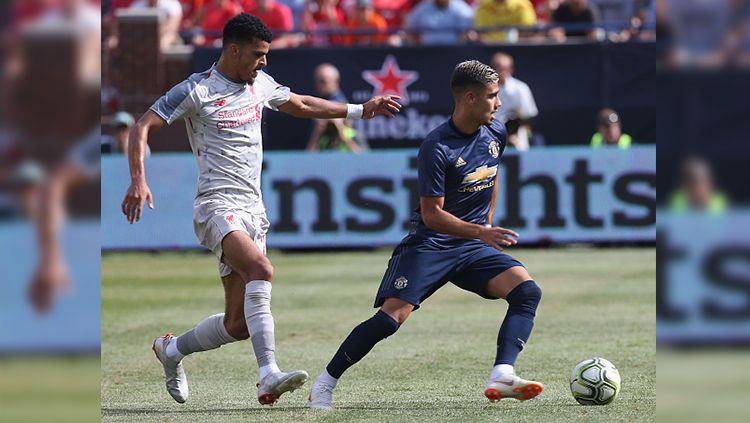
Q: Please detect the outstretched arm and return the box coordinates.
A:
[121,111,167,224]
[277,93,401,120]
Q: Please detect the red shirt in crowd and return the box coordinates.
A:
[201,0,243,42]
[244,0,294,32]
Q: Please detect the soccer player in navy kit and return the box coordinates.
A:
[309,60,544,409]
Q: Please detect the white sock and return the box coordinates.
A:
[259,363,281,380]
[165,338,184,362]
[245,280,278,378]
[316,368,338,388]
[490,364,515,380]
[167,313,238,362]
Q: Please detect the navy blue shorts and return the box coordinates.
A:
[374,236,524,310]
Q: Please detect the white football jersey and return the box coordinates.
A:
[150,66,291,214]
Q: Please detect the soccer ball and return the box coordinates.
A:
[569,357,621,405]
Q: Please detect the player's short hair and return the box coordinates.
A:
[223,13,273,47]
[450,60,499,97]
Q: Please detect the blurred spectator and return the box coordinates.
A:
[590,107,631,149]
[246,0,301,47]
[306,64,365,152]
[405,0,475,45]
[29,123,101,313]
[342,0,389,45]
[36,0,101,84]
[662,0,735,69]
[103,0,134,51]
[588,0,640,34]
[549,0,600,41]
[277,0,307,29]
[639,0,655,40]
[179,0,206,23]
[473,0,538,43]
[129,0,184,50]
[491,52,539,151]
[101,111,153,156]
[669,156,728,214]
[187,0,242,46]
[530,0,560,24]
[373,0,417,30]
[11,0,60,26]
[301,0,346,45]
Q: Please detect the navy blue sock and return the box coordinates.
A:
[326,310,400,379]
[495,280,542,366]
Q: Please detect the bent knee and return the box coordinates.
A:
[506,280,542,314]
[234,259,274,282]
[380,301,413,324]
[526,280,542,302]
[224,315,249,340]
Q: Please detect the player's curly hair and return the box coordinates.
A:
[450,60,499,96]
[223,13,273,46]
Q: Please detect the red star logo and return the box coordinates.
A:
[362,55,418,105]
[214,98,226,107]
[226,215,234,223]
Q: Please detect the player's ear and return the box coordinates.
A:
[227,42,240,58]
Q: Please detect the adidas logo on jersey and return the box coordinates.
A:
[455,157,467,167]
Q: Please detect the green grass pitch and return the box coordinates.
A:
[102,247,655,422]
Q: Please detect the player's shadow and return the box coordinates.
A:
[101,406,309,415]
[102,403,487,415]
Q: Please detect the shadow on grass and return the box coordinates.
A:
[102,406,309,415]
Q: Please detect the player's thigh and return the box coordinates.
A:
[221,230,273,282]
[221,271,249,340]
[374,240,455,312]
[451,244,528,300]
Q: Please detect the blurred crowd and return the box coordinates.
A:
[99,0,656,48]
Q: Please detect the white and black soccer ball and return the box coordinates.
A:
[569,357,621,405]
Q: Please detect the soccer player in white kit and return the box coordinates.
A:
[120,13,401,406]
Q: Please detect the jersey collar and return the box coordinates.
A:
[212,63,246,85]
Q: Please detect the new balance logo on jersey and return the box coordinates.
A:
[462,165,498,184]
[455,157,466,167]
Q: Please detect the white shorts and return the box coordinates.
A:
[193,202,269,277]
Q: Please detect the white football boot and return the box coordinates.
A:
[484,373,543,402]
[256,370,309,405]
[308,380,335,411]
[152,332,189,403]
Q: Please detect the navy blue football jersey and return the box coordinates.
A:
[408,118,507,245]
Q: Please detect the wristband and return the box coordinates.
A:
[346,103,364,120]
[484,224,492,228]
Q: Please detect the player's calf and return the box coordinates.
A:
[310,309,402,410]
[484,280,543,402]
[223,310,249,340]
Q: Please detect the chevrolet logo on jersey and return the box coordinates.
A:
[462,165,498,184]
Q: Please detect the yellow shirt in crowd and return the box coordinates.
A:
[474,0,537,42]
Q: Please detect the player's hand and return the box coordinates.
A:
[122,178,154,224]
[478,225,519,251]
[362,95,402,119]
[28,258,71,314]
